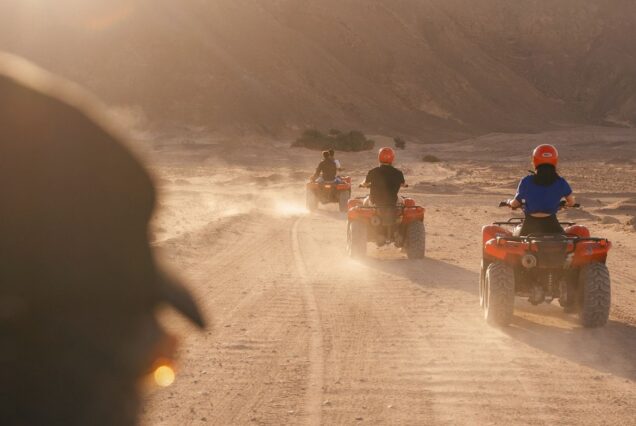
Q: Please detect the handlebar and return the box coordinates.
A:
[559,200,580,208]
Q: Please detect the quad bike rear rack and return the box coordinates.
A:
[493,217,576,227]
[495,235,610,246]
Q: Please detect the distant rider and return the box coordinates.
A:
[360,147,406,206]
[504,144,576,235]
[311,150,337,183]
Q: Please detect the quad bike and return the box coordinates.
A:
[346,189,425,259]
[306,177,352,212]
[480,201,612,328]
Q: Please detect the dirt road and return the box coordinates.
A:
[141,133,636,425]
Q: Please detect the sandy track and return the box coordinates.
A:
[143,207,635,425]
[143,145,636,425]
[291,218,325,425]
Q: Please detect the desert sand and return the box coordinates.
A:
[140,126,636,425]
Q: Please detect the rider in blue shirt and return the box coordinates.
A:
[504,144,576,235]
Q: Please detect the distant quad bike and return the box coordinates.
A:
[480,202,612,328]
[306,177,352,212]
[346,195,425,259]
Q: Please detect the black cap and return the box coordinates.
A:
[0,53,205,329]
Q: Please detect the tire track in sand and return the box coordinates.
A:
[292,217,324,425]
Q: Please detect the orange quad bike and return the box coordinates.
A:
[306,177,352,212]
[346,192,425,259]
[480,201,611,328]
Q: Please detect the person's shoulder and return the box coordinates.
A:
[557,176,572,188]
[520,174,534,184]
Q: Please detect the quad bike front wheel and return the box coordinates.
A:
[578,262,611,328]
[483,262,515,326]
[339,190,351,213]
[405,221,425,259]
[306,189,318,211]
[347,220,367,258]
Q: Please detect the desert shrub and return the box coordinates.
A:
[302,128,324,140]
[292,128,375,152]
[422,154,441,163]
[291,128,329,150]
[394,137,406,149]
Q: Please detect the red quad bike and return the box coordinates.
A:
[306,177,352,212]
[346,192,426,259]
[480,201,612,328]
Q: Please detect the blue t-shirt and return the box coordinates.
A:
[515,175,572,215]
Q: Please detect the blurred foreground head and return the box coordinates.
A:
[0,53,205,426]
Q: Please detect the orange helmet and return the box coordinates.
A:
[378,147,395,164]
[532,144,558,168]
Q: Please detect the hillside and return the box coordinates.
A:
[1,0,635,139]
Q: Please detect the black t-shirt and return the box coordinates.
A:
[365,165,405,205]
[315,158,337,181]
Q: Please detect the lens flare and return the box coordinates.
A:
[153,365,176,387]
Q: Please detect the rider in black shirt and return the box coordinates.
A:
[311,151,337,182]
[361,147,405,206]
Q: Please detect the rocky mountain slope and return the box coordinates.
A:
[1,0,635,139]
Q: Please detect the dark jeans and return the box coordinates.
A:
[520,214,564,236]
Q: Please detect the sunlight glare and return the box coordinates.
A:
[153,365,176,387]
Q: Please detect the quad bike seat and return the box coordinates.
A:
[362,196,404,208]
[512,225,564,238]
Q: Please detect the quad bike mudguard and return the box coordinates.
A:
[348,198,425,224]
[483,233,611,266]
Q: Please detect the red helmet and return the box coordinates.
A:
[532,144,558,168]
[378,147,395,164]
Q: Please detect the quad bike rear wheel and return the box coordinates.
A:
[306,189,318,211]
[405,221,425,259]
[483,262,515,326]
[347,220,367,258]
[339,190,351,213]
[578,262,611,328]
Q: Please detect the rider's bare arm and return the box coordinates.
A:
[310,164,322,181]
[509,198,522,209]
[565,194,576,207]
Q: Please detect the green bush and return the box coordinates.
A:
[422,154,441,163]
[394,137,406,150]
[292,128,375,152]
